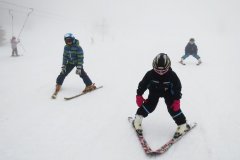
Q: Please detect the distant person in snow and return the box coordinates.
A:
[51,33,96,99]
[133,53,190,138]
[10,36,20,56]
[179,38,202,65]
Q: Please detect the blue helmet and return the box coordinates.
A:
[64,33,75,45]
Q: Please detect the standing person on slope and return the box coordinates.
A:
[10,36,20,56]
[52,33,96,99]
[133,53,190,138]
[179,38,202,65]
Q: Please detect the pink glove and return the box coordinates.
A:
[136,95,145,107]
[171,100,180,111]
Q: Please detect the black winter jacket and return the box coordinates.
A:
[185,43,198,54]
[137,68,182,100]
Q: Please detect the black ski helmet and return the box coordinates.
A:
[152,53,171,75]
[189,38,195,42]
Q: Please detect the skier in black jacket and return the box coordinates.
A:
[133,53,190,138]
[180,38,202,65]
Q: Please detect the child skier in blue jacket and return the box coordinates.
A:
[52,33,96,99]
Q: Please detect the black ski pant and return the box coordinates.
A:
[136,92,186,125]
[56,64,92,86]
[12,48,18,56]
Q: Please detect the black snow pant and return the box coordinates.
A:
[56,64,93,86]
[136,92,186,125]
[12,48,18,56]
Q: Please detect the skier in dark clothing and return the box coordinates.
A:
[133,53,190,138]
[180,38,202,65]
[52,33,96,99]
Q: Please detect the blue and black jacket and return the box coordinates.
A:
[62,39,84,66]
[185,42,198,55]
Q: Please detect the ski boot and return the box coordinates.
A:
[82,83,96,93]
[179,58,186,65]
[173,123,190,139]
[51,84,61,99]
[197,59,202,65]
[133,114,143,135]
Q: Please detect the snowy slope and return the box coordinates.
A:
[1,0,240,160]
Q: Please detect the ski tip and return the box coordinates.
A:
[128,117,133,120]
[192,122,197,125]
[51,95,57,99]
[189,122,197,128]
[179,61,186,65]
[128,117,136,124]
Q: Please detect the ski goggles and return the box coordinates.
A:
[65,38,73,44]
[154,67,169,75]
